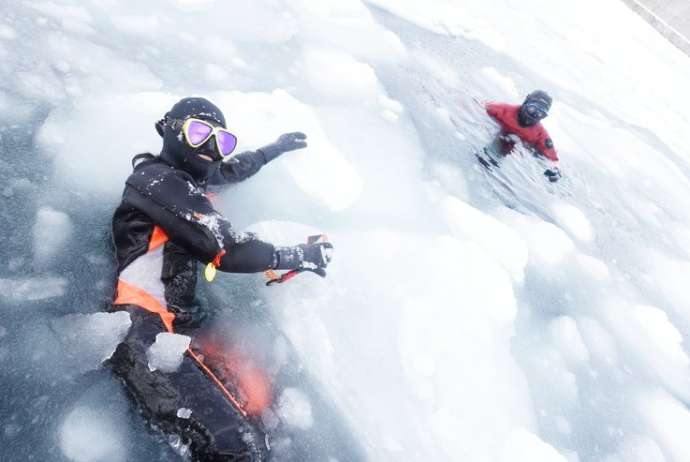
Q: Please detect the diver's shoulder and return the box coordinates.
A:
[126,156,195,189]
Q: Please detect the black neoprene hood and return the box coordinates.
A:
[518,90,553,127]
[159,97,227,181]
[524,90,552,112]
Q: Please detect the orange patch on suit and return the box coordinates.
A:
[197,337,273,416]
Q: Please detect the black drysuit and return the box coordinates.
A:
[108,151,298,461]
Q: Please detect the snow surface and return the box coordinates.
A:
[2,0,690,461]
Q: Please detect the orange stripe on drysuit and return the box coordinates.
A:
[148,225,169,252]
[212,249,226,268]
[115,285,249,417]
[114,225,250,416]
[187,348,249,417]
[195,338,272,416]
[114,225,174,331]
[115,279,176,332]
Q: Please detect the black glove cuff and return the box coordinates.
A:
[273,246,304,270]
[544,167,562,182]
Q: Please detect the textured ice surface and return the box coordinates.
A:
[33,206,73,268]
[3,0,690,460]
[0,24,17,41]
[0,276,67,303]
[550,202,593,243]
[442,196,528,283]
[604,436,666,462]
[214,89,365,212]
[147,333,191,373]
[500,428,569,462]
[60,406,127,462]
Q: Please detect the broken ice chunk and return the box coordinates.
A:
[147,333,191,373]
[277,388,313,429]
[51,311,131,372]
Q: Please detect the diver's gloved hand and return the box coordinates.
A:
[273,242,334,276]
[544,166,562,182]
[501,133,521,144]
[298,242,333,276]
[258,132,308,163]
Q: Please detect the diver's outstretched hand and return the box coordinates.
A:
[298,242,333,277]
[276,132,307,151]
[259,132,308,163]
[544,167,562,182]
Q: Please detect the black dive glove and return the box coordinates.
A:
[274,242,334,275]
[544,167,562,182]
[258,132,308,163]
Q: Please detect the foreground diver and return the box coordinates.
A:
[107,97,333,461]
[482,90,561,182]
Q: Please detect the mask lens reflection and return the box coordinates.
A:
[525,105,546,119]
[186,120,213,146]
[216,130,238,157]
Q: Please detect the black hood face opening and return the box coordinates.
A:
[518,91,553,127]
[159,97,227,182]
[518,106,542,127]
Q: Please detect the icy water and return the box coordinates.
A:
[371,6,690,461]
[3,0,690,461]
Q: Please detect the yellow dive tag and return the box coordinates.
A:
[204,262,217,282]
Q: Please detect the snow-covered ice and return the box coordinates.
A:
[442,197,528,283]
[0,24,17,41]
[500,428,568,462]
[550,203,594,243]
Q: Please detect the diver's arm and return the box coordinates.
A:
[543,159,562,182]
[210,132,308,185]
[535,133,561,181]
[211,150,267,184]
[125,168,330,273]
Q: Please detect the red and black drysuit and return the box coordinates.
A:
[486,103,558,162]
[108,150,308,461]
[484,102,561,182]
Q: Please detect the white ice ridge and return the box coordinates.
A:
[147,333,191,373]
